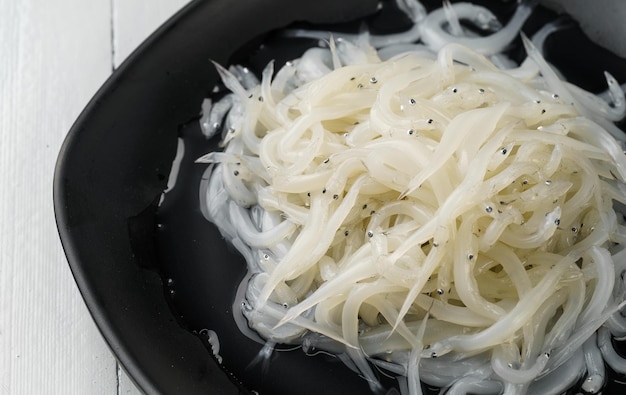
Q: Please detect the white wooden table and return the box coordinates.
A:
[0,1,190,393]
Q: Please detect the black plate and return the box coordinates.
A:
[53,1,383,394]
[54,1,626,394]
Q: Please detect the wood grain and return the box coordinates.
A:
[1,0,192,393]
[0,0,117,394]
[112,0,192,69]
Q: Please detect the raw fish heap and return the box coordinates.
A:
[198,0,626,393]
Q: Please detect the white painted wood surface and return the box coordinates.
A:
[0,0,190,394]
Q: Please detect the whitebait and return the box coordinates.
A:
[197,1,626,394]
[419,0,537,55]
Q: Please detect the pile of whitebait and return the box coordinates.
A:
[197,0,626,393]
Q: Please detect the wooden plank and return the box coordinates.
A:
[118,365,143,395]
[0,0,118,394]
[112,1,191,392]
[112,0,192,68]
